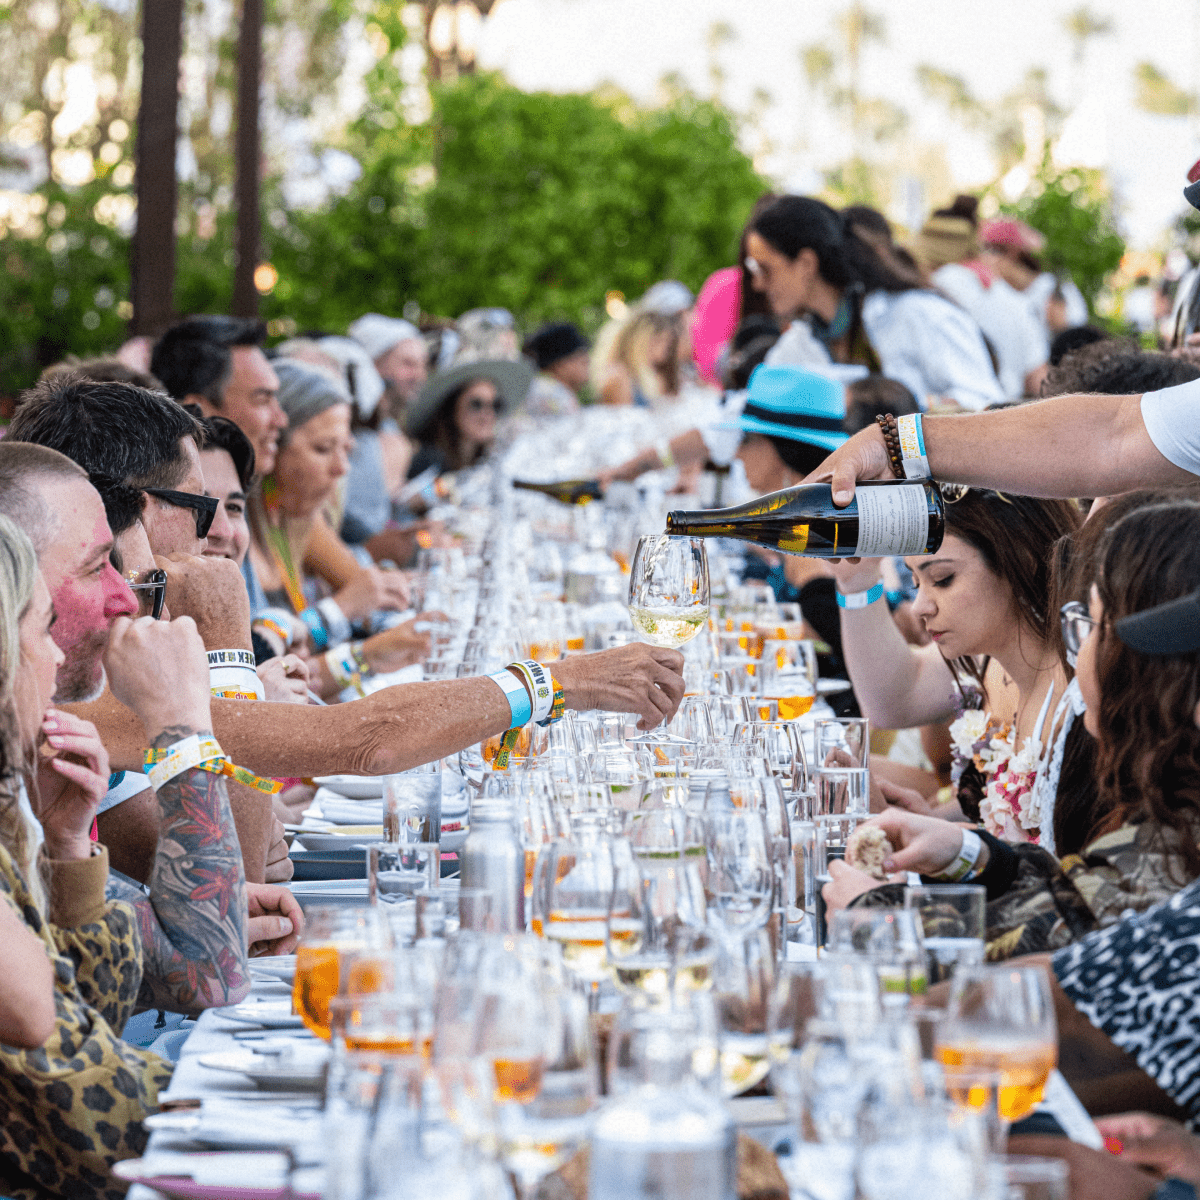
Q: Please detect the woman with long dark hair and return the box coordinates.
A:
[829,486,1085,842]
[746,195,1004,409]
[829,493,1200,959]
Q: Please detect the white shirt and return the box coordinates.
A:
[861,290,1005,411]
[1141,377,1200,475]
[933,264,1047,400]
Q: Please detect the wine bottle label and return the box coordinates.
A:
[854,484,930,556]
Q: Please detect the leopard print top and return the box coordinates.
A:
[0,844,173,1199]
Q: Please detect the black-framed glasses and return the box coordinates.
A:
[125,568,168,620]
[143,488,219,539]
[1060,600,1097,669]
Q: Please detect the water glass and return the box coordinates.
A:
[814,717,870,768]
[998,1155,1070,1200]
[713,926,777,1097]
[815,761,869,816]
[369,842,436,903]
[705,808,773,934]
[904,884,986,985]
[384,763,442,849]
[827,908,927,1002]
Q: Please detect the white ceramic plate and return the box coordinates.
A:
[197,1049,328,1092]
[293,828,379,853]
[215,999,305,1030]
[312,775,384,799]
[247,955,297,983]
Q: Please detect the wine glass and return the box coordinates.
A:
[935,964,1058,1125]
[628,534,710,650]
[705,808,774,935]
[495,964,595,1200]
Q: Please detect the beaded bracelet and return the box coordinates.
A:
[875,414,905,480]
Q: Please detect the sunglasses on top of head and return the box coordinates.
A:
[143,488,219,539]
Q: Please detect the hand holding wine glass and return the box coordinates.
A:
[628,534,710,649]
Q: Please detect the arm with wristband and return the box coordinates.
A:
[69,642,687,778]
[829,557,961,729]
[102,615,250,1013]
[806,393,1193,508]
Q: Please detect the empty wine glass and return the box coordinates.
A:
[705,808,773,935]
[628,534,710,650]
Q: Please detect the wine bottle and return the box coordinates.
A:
[512,478,603,505]
[666,480,945,558]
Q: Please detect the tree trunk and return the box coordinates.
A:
[129,0,184,337]
[232,0,264,319]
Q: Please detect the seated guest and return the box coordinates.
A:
[151,315,287,477]
[348,312,429,420]
[406,356,534,479]
[5,380,281,884]
[0,511,250,1197]
[828,494,1200,958]
[248,358,407,637]
[522,322,590,416]
[0,442,297,956]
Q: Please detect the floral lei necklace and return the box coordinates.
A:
[948,684,1055,844]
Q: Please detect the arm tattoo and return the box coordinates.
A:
[132,726,250,1013]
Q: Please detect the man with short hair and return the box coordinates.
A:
[8,376,279,881]
[151,315,288,476]
[0,443,292,1021]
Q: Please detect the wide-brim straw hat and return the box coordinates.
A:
[404,358,535,440]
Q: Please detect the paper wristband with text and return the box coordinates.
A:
[510,659,554,724]
[835,582,884,610]
[486,669,533,729]
[932,828,983,882]
[896,413,930,480]
[144,733,283,796]
[299,606,328,651]
[316,597,352,646]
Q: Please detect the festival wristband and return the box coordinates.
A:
[299,606,329,651]
[209,667,264,701]
[510,659,554,723]
[540,676,565,727]
[254,608,297,652]
[486,668,533,729]
[835,582,885,610]
[206,648,257,670]
[933,828,983,883]
[316,597,352,646]
[144,734,283,796]
[325,643,369,698]
[896,413,930,480]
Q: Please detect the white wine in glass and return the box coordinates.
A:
[628,534,710,649]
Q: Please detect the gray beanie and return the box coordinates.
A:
[273,358,352,433]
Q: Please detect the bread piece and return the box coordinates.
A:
[845,823,891,881]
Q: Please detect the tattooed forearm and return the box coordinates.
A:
[132,726,250,1014]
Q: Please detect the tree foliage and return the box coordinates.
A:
[0,69,764,391]
[1003,163,1124,313]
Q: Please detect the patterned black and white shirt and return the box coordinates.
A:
[1053,875,1200,1126]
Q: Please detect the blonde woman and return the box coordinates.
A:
[0,512,255,1197]
[591,306,690,408]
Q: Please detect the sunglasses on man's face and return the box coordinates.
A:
[143,488,219,539]
[124,568,168,620]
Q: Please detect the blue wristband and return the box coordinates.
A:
[299,606,329,651]
[487,669,533,729]
[836,582,885,610]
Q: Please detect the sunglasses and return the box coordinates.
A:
[125,568,168,620]
[143,488,219,539]
[940,483,1014,506]
[1059,600,1097,669]
[465,397,502,413]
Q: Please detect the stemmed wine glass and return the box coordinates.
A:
[628,534,710,652]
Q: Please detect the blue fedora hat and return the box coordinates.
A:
[735,364,849,453]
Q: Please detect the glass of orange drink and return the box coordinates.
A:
[292,906,392,1040]
[935,964,1058,1123]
